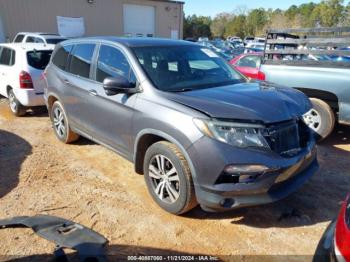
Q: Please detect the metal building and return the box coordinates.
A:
[0,0,184,42]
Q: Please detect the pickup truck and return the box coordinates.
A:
[260,27,350,139]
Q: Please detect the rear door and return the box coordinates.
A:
[63,43,97,133]
[0,47,16,97]
[26,50,53,94]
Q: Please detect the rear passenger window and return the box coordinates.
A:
[69,44,95,78]
[96,45,135,83]
[26,37,44,43]
[52,45,73,71]
[14,34,24,43]
[0,48,15,66]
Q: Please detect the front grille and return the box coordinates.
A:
[264,119,310,157]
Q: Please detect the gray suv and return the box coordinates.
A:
[44,37,318,214]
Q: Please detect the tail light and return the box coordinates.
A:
[335,194,350,261]
[19,71,33,89]
[257,71,266,81]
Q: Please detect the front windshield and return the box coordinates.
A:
[132,45,245,92]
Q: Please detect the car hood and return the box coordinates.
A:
[161,82,312,124]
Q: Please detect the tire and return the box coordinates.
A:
[143,141,197,215]
[50,101,79,144]
[8,89,26,116]
[303,98,335,141]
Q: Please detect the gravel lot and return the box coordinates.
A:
[0,96,349,261]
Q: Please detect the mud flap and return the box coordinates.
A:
[0,215,107,261]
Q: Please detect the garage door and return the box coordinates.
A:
[123,4,155,37]
[0,16,5,43]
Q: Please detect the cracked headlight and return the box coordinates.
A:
[193,118,270,149]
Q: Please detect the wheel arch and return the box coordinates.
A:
[133,129,198,181]
[6,85,13,95]
[296,88,339,113]
[47,95,59,116]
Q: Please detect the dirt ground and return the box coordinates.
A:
[0,96,349,261]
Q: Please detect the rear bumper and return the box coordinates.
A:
[13,89,45,107]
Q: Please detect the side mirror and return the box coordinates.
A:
[103,76,137,96]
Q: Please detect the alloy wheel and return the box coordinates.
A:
[303,108,322,132]
[148,154,180,204]
[53,107,66,138]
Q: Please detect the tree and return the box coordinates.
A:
[311,0,344,27]
[184,15,212,39]
[225,15,246,39]
[245,8,268,36]
[210,13,231,38]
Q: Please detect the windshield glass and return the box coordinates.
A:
[132,46,245,92]
[46,38,67,44]
[27,50,52,70]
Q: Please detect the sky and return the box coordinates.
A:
[183,0,349,17]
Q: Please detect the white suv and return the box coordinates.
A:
[0,43,54,116]
[13,32,67,45]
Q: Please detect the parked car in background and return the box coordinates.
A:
[13,32,67,45]
[314,194,350,262]
[261,27,350,140]
[332,47,350,62]
[244,36,255,46]
[0,43,54,116]
[245,42,265,52]
[198,37,209,42]
[254,37,265,44]
[45,37,318,215]
[230,53,264,80]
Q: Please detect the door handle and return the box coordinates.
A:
[63,79,70,84]
[88,89,98,96]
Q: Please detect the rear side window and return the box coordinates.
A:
[27,50,53,70]
[69,44,95,78]
[13,34,24,43]
[52,45,73,71]
[26,37,44,43]
[0,47,15,66]
[96,45,135,83]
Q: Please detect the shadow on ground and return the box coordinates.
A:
[0,130,32,198]
[185,125,350,228]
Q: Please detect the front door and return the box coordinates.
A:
[84,44,138,157]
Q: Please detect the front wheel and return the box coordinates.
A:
[8,89,26,116]
[143,141,197,215]
[303,98,335,141]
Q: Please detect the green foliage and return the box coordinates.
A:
[183,0,348,39]
[184,14,212,39]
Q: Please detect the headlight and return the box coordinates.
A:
[193,118,270,149]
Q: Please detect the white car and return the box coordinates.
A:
[13,32,67,45]
[0,43,54,116]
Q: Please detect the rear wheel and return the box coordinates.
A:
[303,98,335,141]
[8,89,26,116]
[144,141,197,215]
[51,101,79,143]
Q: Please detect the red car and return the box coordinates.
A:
[229,53,265,80]
[314,194,350,262]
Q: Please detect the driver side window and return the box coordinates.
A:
[96,45,136,84]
